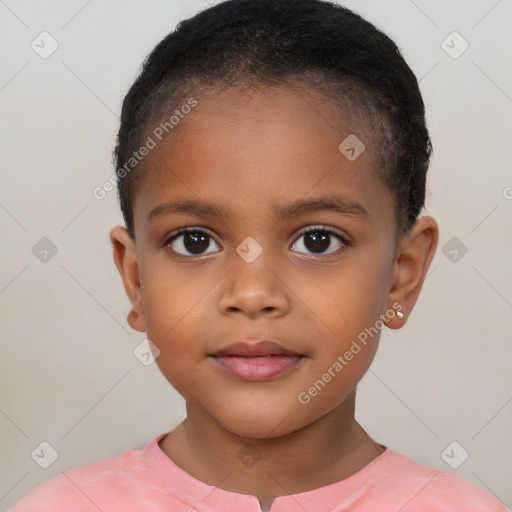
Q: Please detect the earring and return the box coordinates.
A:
[396,311,404,319]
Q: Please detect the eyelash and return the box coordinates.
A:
[163,225,350,258]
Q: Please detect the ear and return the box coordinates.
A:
[110,226,146,333]
[385,216,438,329]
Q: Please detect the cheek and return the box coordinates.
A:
[139,260,217,340]
[297,257,389,344]
[140,295,207,384]
[149,308,208,402]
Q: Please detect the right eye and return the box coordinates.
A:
[164,228,221,257]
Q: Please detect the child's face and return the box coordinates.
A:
[112,85,434,438]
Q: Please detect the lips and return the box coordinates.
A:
[209,340,304,381]
[212,340,300,357]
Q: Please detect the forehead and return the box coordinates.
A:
[133,85,394,233]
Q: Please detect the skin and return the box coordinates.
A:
[110,84,438,510]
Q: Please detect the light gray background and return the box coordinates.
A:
[1,0,511,509]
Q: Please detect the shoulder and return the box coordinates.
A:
[10,445,147,512]
[377,449,510,511]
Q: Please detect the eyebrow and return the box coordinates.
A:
[146,195,369,224]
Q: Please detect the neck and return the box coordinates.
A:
[159,390,383,507]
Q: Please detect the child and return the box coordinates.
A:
[11,0,509,510]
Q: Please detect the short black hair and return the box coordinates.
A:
[114,0,431,239]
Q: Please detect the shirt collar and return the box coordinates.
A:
[143,433,391,512]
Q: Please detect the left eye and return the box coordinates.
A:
[165,228,221,256]
[291,227,348,255]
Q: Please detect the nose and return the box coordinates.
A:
[218,256,290,319]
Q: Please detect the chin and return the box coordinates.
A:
[225,422,287,440]
[212,406,306,440]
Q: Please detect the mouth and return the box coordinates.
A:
[209,340,305,381]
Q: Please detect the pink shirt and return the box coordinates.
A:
[11,433,509,512]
